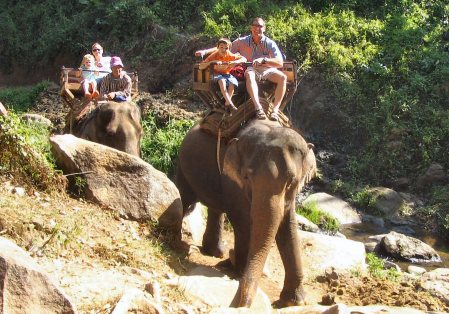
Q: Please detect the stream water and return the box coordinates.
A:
[340,222,449,271]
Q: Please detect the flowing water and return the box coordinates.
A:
[340,222,449,271]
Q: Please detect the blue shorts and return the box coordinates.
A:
[214,74,238,87]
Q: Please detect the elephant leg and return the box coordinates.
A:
[227,211,250,276]
[202,209,225,258]
[274,208,306,307]
[176,165,198,216]
[231,195,282,307]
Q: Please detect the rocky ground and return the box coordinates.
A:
[4,86,447,312]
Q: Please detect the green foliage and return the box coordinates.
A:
[0,112,65,192]
[74,176,87,196]
[296,201,340,234]
[140,114,194,178]
[366,252,401,281]
[0,81,49,113]
[350,187,381,216]
[418,186,449,237]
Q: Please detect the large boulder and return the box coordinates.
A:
[50,134,182,230]
[302,192,361,224]
[421,268,449,305]
[177,266,271,312]
[380,231,441,263]
[0,237,75,314]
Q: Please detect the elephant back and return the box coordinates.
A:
[200,98,291,142]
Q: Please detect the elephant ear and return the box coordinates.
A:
[302,143,317,186]
[222,138,244,188]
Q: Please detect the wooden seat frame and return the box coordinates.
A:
[192,61,298,111]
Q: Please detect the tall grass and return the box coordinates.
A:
[140,113,194,178]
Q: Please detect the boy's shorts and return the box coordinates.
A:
[214,74,238,87]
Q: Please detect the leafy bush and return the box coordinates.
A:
[366,252,401,281]
[0,81,49,112]
[0,112,65,192]
[296,200,340,234]
[350,187,381,216]
[140,113,194,178]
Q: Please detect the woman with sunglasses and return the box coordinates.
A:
[91,43,111,81]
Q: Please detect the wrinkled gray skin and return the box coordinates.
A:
[77,101,143,157]
[176,119,316,308]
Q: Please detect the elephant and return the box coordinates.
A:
[74,101,143,157]
[176,119,317,308]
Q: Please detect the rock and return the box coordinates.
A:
[21,113,53,127]
[364,242,379,253]
[362,214,385,228]
[296,213,320,232]
[380,231,441,263]
[145,281,162,303]
[177,266,271,311]
[390,177,410,191]
[271,304,429,314]
[302,192,361,224]
[0,237,75,314]
[416,163,447,189]
[298,230,367,278]
[12,186,26,196]
[407,265,426,276]
[383,260,401,272]
[367,187,404,217]
[50,134,183,230]
[181,203,206,246]
[111,288,164,314]
[421,268,449,304]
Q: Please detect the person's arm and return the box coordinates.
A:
[195,47,218,58]
[113,76,132,101]
[229,54,247,65]
[198,53,219,70]
[254,56,283,68]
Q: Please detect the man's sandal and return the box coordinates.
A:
[269,111,279,121]
[255,108,267,120]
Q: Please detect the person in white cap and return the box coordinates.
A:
[99,56,132,102]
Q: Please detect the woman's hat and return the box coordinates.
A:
[110,56,124,68]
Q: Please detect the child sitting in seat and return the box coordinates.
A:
[79,54,99,100]
[199,38,246,113]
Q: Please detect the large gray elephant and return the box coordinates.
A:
[176,119,316,307]
[74,101,143,157]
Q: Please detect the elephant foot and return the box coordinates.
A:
[272,298,306,308]
[273,287,307,308]
[201,241,225,258]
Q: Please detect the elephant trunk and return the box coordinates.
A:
[232,188,284,307]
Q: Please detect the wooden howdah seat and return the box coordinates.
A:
[193,61,299,141]
[60,66,139,133]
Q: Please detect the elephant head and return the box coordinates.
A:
[78,101,143,156]
[176,119,316,308]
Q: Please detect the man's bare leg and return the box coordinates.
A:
[267,71,287,112]
[245,70,262,111]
